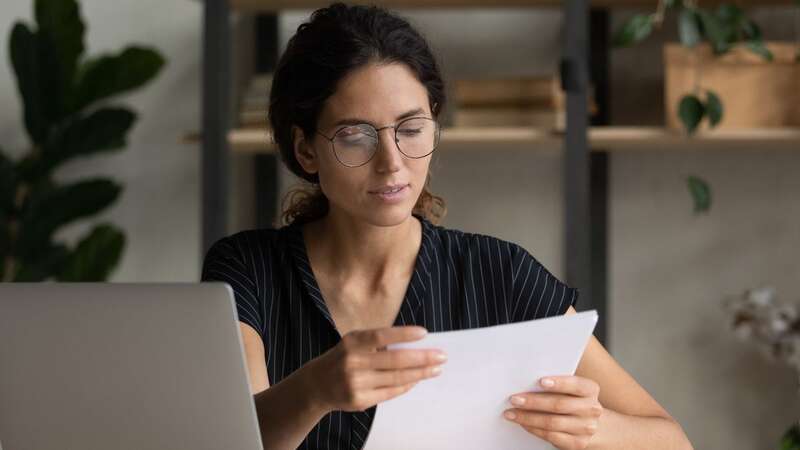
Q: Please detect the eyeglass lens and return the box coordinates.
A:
[332,117,439,167]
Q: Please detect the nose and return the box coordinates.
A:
[372,127,403,173]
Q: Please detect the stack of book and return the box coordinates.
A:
[453,75,596,131]
[238,73,273,128]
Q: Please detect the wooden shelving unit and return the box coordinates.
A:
[200,0,800,346]
[223,126,800,153]
[230,0,799,11]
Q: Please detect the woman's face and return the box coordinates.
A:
[293,62,435,227]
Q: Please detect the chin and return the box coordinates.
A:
[361,209,414,228]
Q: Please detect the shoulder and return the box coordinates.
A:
[424,219,530,267]
[204,227,287,262]
[425,219,578,319]
[201,226,291,280]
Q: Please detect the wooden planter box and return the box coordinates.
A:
[664,42,800,130]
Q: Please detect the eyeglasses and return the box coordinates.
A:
[316,116,441,168]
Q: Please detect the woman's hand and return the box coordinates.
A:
[302,326,447,414]
[503,375,603,450]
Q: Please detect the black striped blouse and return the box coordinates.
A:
[200,212,579,450]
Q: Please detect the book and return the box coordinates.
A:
[453,106,564,130]
[454,75,557,107]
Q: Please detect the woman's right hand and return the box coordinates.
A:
[301,326,447,414]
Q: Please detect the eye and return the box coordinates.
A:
[398,128,422,136]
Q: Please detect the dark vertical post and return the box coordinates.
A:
[202,0,232,257]
[255,14,280,229]
[589,8,610,346]
[562,0,595,337]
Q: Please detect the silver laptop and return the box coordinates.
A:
[0,283,263,450]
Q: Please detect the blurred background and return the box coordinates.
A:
[1,1,799,448]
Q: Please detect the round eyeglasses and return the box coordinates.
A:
[316,116,441,168]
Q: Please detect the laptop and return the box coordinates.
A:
[0,283,263,450]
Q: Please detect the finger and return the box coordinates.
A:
[368,380,419,405]
[345,326,428,350]
[508,393,602,417]
[365,349,447,369]
[504,410,598,436]
[366,365,442,388]
[523,427,591,450]
[537,376,599,398]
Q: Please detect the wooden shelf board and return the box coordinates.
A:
[210,126,800,153]
[230,0,798,11]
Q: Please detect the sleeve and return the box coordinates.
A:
[508,244,579,322]
[201,235,265,340]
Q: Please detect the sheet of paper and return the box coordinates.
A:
[362,310,598,450]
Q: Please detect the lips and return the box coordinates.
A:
[369,183,409,194]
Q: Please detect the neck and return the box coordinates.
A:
[303,211,421,289]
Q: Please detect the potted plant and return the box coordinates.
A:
[0,0,164,282]
[612,0,800,133]
[612,0,800,213]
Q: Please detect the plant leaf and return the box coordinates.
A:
[678,9,702,48]
[678,95,705,135]
[780,422,800,450]
[71,46,165,112]
[57,223,125,281]
[715,4,743,25]
[0,214,7,280]
[746,40,774,61]
[9,23,48,144]
[706,90,723,127]
[698,10,731,54]
[16,178,122,260]
[34,0,85,97]
[12,243,70,282]
[19,108,137,181]
[0,149,17,214]
[740,19,762,41]
[612,14,654,47]
[687,175,712,213]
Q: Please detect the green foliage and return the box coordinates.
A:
[612,14,654,47]
[1,0,165,282]
[687,176,712,214]
[678,9,702,48]
[612,1,776,135]
[705,90,723,127]
[678,94,705,134]
[781,422,800,450]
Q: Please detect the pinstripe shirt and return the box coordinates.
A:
[201,213,579,450]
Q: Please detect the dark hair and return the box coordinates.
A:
[268,2,447,227]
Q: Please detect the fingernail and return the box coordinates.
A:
[435,352,447,362]
[503,410,517,420]
[414,327,428,337]
[510,395,526,406]
[540,378,555,388]
[431,366,442,376]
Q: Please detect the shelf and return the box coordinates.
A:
[192,126,800,153]
[230,0,798,11]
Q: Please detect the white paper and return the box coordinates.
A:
[362,310,598,450]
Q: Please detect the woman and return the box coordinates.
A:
[201,3,692,450]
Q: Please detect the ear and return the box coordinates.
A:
[292,125,319,175]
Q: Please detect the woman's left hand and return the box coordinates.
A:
[503,375,603,450]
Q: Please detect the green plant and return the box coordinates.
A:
[1,0,164,282]
[613,0,780,134]
[612,0,800,213]
[783,422,800,450]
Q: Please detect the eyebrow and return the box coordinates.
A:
[331,107,427,128]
